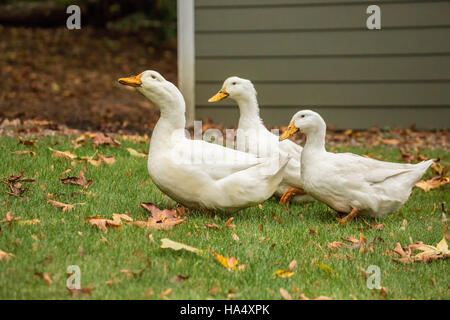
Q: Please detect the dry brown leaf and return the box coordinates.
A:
[88,153,116,166]
[35,272,52,285]
[18,219,40,225]
[224,217,236,229]
[170,275,189,285]
[67,283,93,296]
[1,211,20,224]
[45,199,74,212]
[2,180,29,197]
[92,133,121,147]
[208,286,220,296]
[141,202,185,230]
[60,170,93,188]
[12,150,36,156]
[205,223,220,230]
[87,216,122,233]
[18,137,37,146]
[0,249,14,261]
[49,148,78,160]
[392,232,450,264]
[160,288,172,300]
[415,176,450,192]
[288,259,297,271]
[280,288,293,300]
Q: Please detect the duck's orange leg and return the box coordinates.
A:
[279,187,307,205]
[336,208,358,226]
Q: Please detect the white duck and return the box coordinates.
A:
[280,110,433,223]
[118,70,289,212]
[208,76,314,203]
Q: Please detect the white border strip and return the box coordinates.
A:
[177,0,195,126]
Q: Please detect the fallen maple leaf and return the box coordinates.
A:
[170,275,189,285]
[140,202,185,230]
[12,150,36,156]
[208,286,220,296]
[2,180,28,197]
[67,283,93,296]
[5,172,35,183]
[392,235,450,264]
[18,137,37,146]
[160,288,172,300]
[415,176,450,192]
[87,216,122,233]
[45,199,74,212]
[1,212,20,224]
[213,251,239,271]
[205,223,220,230]
[49,147,78,160]
[160,238,204,255]
[224,217,236,228]
[288,259,297,271]
[35,272,52,285]
[280,288,293,300]
[60,170,93,188]
[92,133,121,147]
[0,249,14,261]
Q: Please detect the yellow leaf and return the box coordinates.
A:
[273,269,294,278]
[436,236,449,253]
[315,263,339,278]
[18,219,40,225]
[213,251,238,271]
[126,148,146,158]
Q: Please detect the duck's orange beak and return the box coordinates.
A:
[118,74,142,87]
[208,88,229,102]
[279,122,299,141]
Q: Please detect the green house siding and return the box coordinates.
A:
[194,0,450,129]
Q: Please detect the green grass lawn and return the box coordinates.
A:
[0,135,449,300]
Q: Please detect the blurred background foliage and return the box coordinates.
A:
[0,0,177,41]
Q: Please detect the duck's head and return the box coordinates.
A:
[208,76,257,103]
[118,70,184,108]
[279,110,325,141]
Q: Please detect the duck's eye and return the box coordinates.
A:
[151,75,156,79]
[232,82,236,85]
[301,115,305,118]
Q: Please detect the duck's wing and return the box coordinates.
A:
[334,153,421,184]
[172,139,266,180]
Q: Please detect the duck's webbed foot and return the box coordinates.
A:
[336,208,358,226]
[279,187,307,205]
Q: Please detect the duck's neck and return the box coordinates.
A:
[303,126,327,155]
[150,93,187,151]
[236,95,268,132]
